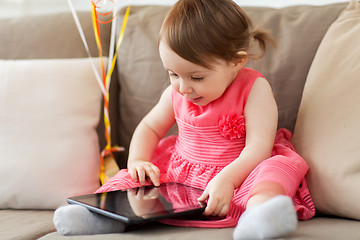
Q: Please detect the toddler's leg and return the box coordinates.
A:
[53,205,125,235]
[233,195,297,240]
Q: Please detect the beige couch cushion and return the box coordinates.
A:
[0,210,55,240]
[38,216,360,239]
[0,12,110,59]
[0,58,104,209]
[293,0,360,220]
[244,3,346,132]
[115,6,172,165]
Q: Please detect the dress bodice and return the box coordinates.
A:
[172,68,263,166]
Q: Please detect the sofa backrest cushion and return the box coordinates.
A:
[0,12,111,59]
[115,4,346,163]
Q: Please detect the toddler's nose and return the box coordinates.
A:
[179,79,193,95]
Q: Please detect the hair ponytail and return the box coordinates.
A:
[250,26,277,59]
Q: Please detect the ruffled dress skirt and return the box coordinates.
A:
[96,127,315,228]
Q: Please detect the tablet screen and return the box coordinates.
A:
[67,182,206,225]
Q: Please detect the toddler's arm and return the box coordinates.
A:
[127,86,175,186]
[199,77,278,216]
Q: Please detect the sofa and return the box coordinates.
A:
[1,2,360,239]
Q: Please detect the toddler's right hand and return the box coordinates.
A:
[128,160,160,186]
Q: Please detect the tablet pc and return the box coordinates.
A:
[67,182,206,226]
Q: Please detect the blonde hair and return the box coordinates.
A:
[160,0,275,69]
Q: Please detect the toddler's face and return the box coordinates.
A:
[159,40,240,106]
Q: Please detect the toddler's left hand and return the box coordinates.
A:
[197,176,235,217]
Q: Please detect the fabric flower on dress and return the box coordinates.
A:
[218,113,246,140]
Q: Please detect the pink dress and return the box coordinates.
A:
[96,68,315,228]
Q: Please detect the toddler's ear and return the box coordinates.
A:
[233,51,248,70]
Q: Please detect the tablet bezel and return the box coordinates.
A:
[67,182,207,225]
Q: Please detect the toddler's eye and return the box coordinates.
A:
[169,72,178,78]
[191,76,204,81]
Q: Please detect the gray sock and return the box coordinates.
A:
[233,195,298,240]
[53,205,126,236]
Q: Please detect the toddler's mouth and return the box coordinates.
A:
[188,96,203,103]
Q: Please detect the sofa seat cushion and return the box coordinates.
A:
[36,216,360,239]
[0,209,55,240]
